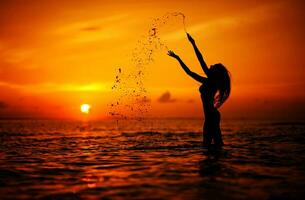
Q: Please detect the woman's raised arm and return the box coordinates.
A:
[187,33,210,77]
[167,50,205,83]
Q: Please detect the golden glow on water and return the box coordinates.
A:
[0,119,304,199]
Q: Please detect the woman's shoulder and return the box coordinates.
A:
[200,78,209,86]
[199,80,207,92]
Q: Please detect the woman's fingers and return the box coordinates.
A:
[167,50,179,58]
[187,33,194,42]
[167,50,174,56]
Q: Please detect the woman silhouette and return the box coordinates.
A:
[168,33,231,148]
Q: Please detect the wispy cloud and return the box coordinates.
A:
[0,81,112,93]
[54,14,129,34]
[52,14,133,44]
[81,26,100,32]
[187,99,195,103]
[163,16,239,41]
[163,1,285,41]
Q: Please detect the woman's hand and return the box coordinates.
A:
[167,50,179,59]
[187,33,195,44]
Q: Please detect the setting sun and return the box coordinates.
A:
[80,104,91,114]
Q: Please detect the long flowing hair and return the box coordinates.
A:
[210,63,231,108]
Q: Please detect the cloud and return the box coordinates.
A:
[158,91,176,103]
[187,99,195,103]
[81,26,100,32]
[0,101,8,109]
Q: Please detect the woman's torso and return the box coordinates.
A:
[199,80,215,110]
[199,80,220,123]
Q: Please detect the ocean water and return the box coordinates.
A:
[0,119,305,200]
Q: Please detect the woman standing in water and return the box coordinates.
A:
[168,33,231,148]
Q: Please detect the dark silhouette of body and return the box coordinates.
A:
[168,33,231,148]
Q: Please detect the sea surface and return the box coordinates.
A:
[0,119,305,200]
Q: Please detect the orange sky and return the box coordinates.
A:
[0,0,304,120]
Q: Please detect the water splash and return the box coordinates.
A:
[108,12,187,120]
